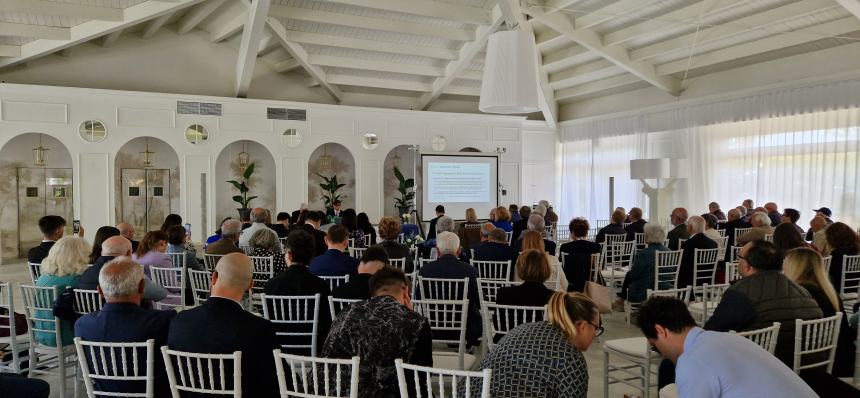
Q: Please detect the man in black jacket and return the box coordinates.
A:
[720,208,751,255]
[677,216,718,289]
[666,208,690,250]
[301,211,328,258]
[512,215,557,255]
[28,215,71,264]
[510,206,531,244]
[332,247,389,300]
[426,205,445,241]
[624,207,646,242]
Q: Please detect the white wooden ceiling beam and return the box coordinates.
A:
[277,30,459,60]
[235,0,272,98]
[575,0,660,30]
[0,45,20,57]
[0,0,124,21]
[101,29,123,48]
[525,6,681,96]
[178,0,227,35]
[257,33,277,55]
[657,16,860,75]
[0,22,70,40]
[833,0,860,22]
[632,0,837,62]
[326,74,481,96]
[0,0,206,68]
[309,54,445,77]
[266,17,343,102]
[542,45,595,73]
[603,0,747,47]
[545,0,586,14]
[268,5,474,42]
[555,74,641,101]
[141,13,173,39]
[548,59,620,89]
[318,0,490,25]
[272,58,300,72]
[210,11,246,42]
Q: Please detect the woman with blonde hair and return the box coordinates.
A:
[783,248,855,376]
[458,208,483,251]
[35,236,91,346]
[493,206,513,232]
[517,231,569,291]
[469,292,599,397]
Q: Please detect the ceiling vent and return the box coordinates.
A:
[268,107,306,121]
[177,101,223,116]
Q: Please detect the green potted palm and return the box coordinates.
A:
[227,163,257,220]
[316,173,347,214]
[393,166,414,216]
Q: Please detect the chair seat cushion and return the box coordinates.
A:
[432,351,476,371]
[603,337,652,357]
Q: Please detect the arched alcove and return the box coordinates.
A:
[215,140,277,224]
[0,133,73,260]
[308,143,356,211]
[383,145,416,217]
[114,137,181,234]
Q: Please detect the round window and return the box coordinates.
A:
[185,124,209,145]
[361,132,379,150]
[431,135,447,152]
[79,120,107,143]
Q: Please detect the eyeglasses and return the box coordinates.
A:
[586,321,605,337]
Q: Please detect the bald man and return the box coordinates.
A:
[76,236,167,301]
[116,222,139,252]
[667,208,690,250]
[678,215,718,289]
[75,257,175,397]
[167,253,278,398]
[238,207,283,251]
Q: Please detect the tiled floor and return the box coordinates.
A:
[1,260,652,398]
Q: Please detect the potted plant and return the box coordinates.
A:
[393,166,414,216]
[227,163,257,220]
[316,173,347,213]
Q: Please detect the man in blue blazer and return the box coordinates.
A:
[74,257,176,397]
[309,225,360,276]
[472,226,519,269]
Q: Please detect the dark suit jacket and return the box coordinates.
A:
[331,273,372,300]
[204,238,243,255]
[625,219,647,241]
[264,265,332,355]
[309,249,360,276]
[427,216,442,241]
[271,224,289,238]
[27,241,55,264]
[511,219,528,244]
[496,282,553,307]
[559,240,603,292]
[127,239,140,253]
[78,256,116,290]
[75,303,175,398]
[678,233,718,288]
[721,219,751,254]
[596,223,626,243]
[301,224,328,258]
[372,240,414,272]
[512,237,556,255]
[167,297,278,398]
[472,242,519,266]
[417,255,481,346]
[667,224,690,250]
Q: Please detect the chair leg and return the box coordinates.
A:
[603,350,610,398]
[643,361,651,398]
[58,349,67,398]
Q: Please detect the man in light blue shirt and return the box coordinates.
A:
[637,296,817,398]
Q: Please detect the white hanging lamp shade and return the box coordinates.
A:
[479,30,540,114]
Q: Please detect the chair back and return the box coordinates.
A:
[28,262,42,284]
[763,234,774,243]
[279,236,288,247]
[476,279,517,307]
[0,282,25,373]
[505,231,513,244]
[417,258,434,271]
[839,255,860,311]
[730,246,743,262]
[654,250,682,291]
[161,346,241,397]
[20,284,62,349]
[482,303,546,351]
[150,266,186,310]
[556,227,570,242]
[716,229,726,237]
[469,260,512,281]
[734,227,751,243]
[203,254,223,271]
[166,252,185,269]
[395,359,491,398]
[646,286,692,303]
[75,337,155,398]
[260,294,321,357]
[348,247,366,259]
[274,351,359,398]
[793,313,842,374]
[73,289,104,315]
[734,322,780,355]
[692,248,720,294]
[822,256,832,275]
[249,256,275,307]
[588,253,602,282]
[714,236,729,259]
[607,240,635,268]
[389,258,407,272]
[415,277,469,301]
[634,233,645,248]
[320,275,350,292]
[595,220,610,229]
[189,269,212,306]
[700,283,729,324]
[240,244,253,255]
[412,299,469,370]
[328,297,360,321]
[725,262,741,283]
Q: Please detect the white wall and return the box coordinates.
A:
[0,83,549,262]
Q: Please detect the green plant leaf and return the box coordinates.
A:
[245,196,258,206]
[226,180,244,192]
[232,195,244,204]
[393,166,404,183]
[243,163,255,179]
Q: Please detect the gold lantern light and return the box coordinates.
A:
[32,134,49,167]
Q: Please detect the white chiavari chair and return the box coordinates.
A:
[412,299,472,371]
[793,313,842,375]
[20,285,79,397]
[733,322,780,355]
[161,347,241,397]
[274,351,360,398]
[469,260,512,281]
[327,297,360,321]
[150,266,186,311]
[395,359,491,398]
[73,289,103,315]
[320,275,350,292]
[75,338,155,398]
[188,269,212,306]
[261,294,321,357]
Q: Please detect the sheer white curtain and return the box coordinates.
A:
[559,79,860,229]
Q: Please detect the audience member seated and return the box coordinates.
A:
[427,205,445,241]
[205,217,234,246]
[492,206,513,232]
[205,219,244,255]
[783,248,856,377]
[159,214,183,233]
[417,232,481,347]
[471,292,599,398]
[701,214,721,241]
[721,208,750,252]
[272,212,290,238]
[239,208,283,251]
[326,200,344,221]
[511,205,531,244]
[75,257,175,397]
[517,231,568,291]
[666,208,690,250]
[808,215,831,254]
[322,267,432,397]
[735,211,775,245]
[806,207,834,241]
[116,222,139,252]
[560,218,603,292]
[420,215,455,259]
[310,225,360,276]
[772,222,810,259]
[28,215,75,264]
[708,201,726,221]
[513,214,557,255]
[300,211,329,258]
[473,226,519,265]
[340,209,366,247]
[764,202,782,227]
[781,208,805,236]
[264,229,332,355]
[399,213,420,240]
[357,212,377,246]
[637,296,816,397]
[332,247,389,300]
[165,225,202,270]
[624,207,646,241]
[0,374,49,398]
[248,228,288,274]
[544,204,559,226]
[457,208,483,251]
[615,223,669,306]
[677,216,718,289]
[167,253,278,398]
[509,204,521,223]
[705,241,822,366]
[825,222,860,291]
[372,216,414,272]
[77,236,168,302]
[132,230,173,277]
[596,209,627,244]
[497,249,554,308]
[34,236,90,347]
[89,226,120,264]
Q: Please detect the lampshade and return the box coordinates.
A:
[238,142,250,169]
[479,30,540,114]
[630,159,670,179]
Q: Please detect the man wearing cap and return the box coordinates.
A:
[806,207,833,241]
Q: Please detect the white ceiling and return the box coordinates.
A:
[1,0,859,126]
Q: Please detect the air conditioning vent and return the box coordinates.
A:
[177,101,223,116]
[267,107,306,121]
[287,108,306,121]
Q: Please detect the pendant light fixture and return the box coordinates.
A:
[32,134,49,167]
[479,29,540,114]
[238,141,250,169]
[317,144,332,172]
[140,137,156,168]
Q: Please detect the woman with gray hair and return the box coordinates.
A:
[613,223,670,307]
[248,228,287,274]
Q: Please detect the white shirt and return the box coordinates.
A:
[239,223,283,252]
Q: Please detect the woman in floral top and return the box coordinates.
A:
[247,228,287,274]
